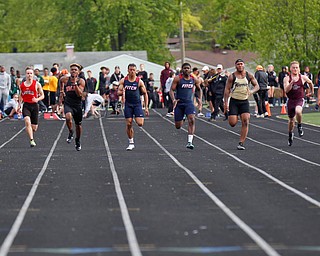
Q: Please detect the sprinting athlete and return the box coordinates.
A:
[118,63,149,151]
[59,63,85,151]
[224,59,259,150]
[284,61,313,146]
[19,67,44,147]
[169,62,202,149]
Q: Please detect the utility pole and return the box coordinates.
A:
[179,0,185,65]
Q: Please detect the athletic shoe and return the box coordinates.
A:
[237,142,245,150]
[197,112,204,117]
[75,140,81,151]
[66,131,74,143]
[288,132,294,146]
[186,142,194,150]
[126,143,135,151]
[298,126,304,137]
[30,140,36,147]
[166,113,173,117]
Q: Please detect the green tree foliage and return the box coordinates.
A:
[0,0,199,64]
[198,0,320,70]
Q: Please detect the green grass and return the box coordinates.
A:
[277,112,320,126]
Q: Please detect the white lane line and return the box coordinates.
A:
[99,118,142,256]
[140,126,280,256]
[0,127,25,149]
[197,117,320,167]
[0,123,65,256]
[250,123,320,146]
[153,110,320,208]
[262,116,320,133]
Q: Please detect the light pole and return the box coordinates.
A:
[179,0,185,65]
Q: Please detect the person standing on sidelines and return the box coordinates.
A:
[284,61,314,146]
[19,67,44,147]
[169,62,202,149]
[224,59,259,150]
[59,63,85,151]
[118,63,149,151]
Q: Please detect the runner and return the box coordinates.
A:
[223,59,259,150]
[118,63,149,151]
[284,61,314,146]
[169,62,202,149]
[59,63,85,151]
[19,67,44,147]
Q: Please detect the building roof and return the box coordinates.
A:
[0,51,148,74]
[84,54,164,86]
[170,49,258,71]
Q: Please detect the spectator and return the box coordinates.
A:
[107,81,120,115]
[303,66,313,108]
[278,66,289,105]
[86,70,97,94]
[42,68,50,108]
[49,67,59,113]
[110,65,124,85]
[9,66,18,98]
[160,61,173,106]
[267,64,278,107]
[209,64,228,120]
[255,65,269,117]
[83,92,104,118]
[205,68,217,115]
[192,67,204,117]
[146,73,157,108]
[165,71,175,117]
[4,93,19,118]
[0,65,11,112]
[34,68,46,112]
[137,64,148,86]
[98,66,110,97]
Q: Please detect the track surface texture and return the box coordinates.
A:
[0,106,319,256]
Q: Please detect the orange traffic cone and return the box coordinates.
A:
[265,102,272,117]
[281,104,287,114]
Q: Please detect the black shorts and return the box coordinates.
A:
[229,98,250,116]
[50,91,56,105]
[22,102,39,125]
[4,107,13,115]
[64,103,82,125]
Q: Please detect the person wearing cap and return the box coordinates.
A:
[59,63,85,151]
[254,65,269,117]
[108,81,120,115]
[209,64,228,120]
[284,61,314,146]
[224,59,260,150]
[118,63,149,151]
[170,62,202,149]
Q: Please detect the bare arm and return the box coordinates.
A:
[302,75,314,95]
[283,76,292,94]
[223,75,233,111]
[35,82,44,102]
[139,79,149,116]
[75,78,85,97]
[117,78,125,96]
[248,73,260,94]
[194,77,202,105]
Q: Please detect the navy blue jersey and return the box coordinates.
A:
[176,74,195,103]
[124,76,141,104]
